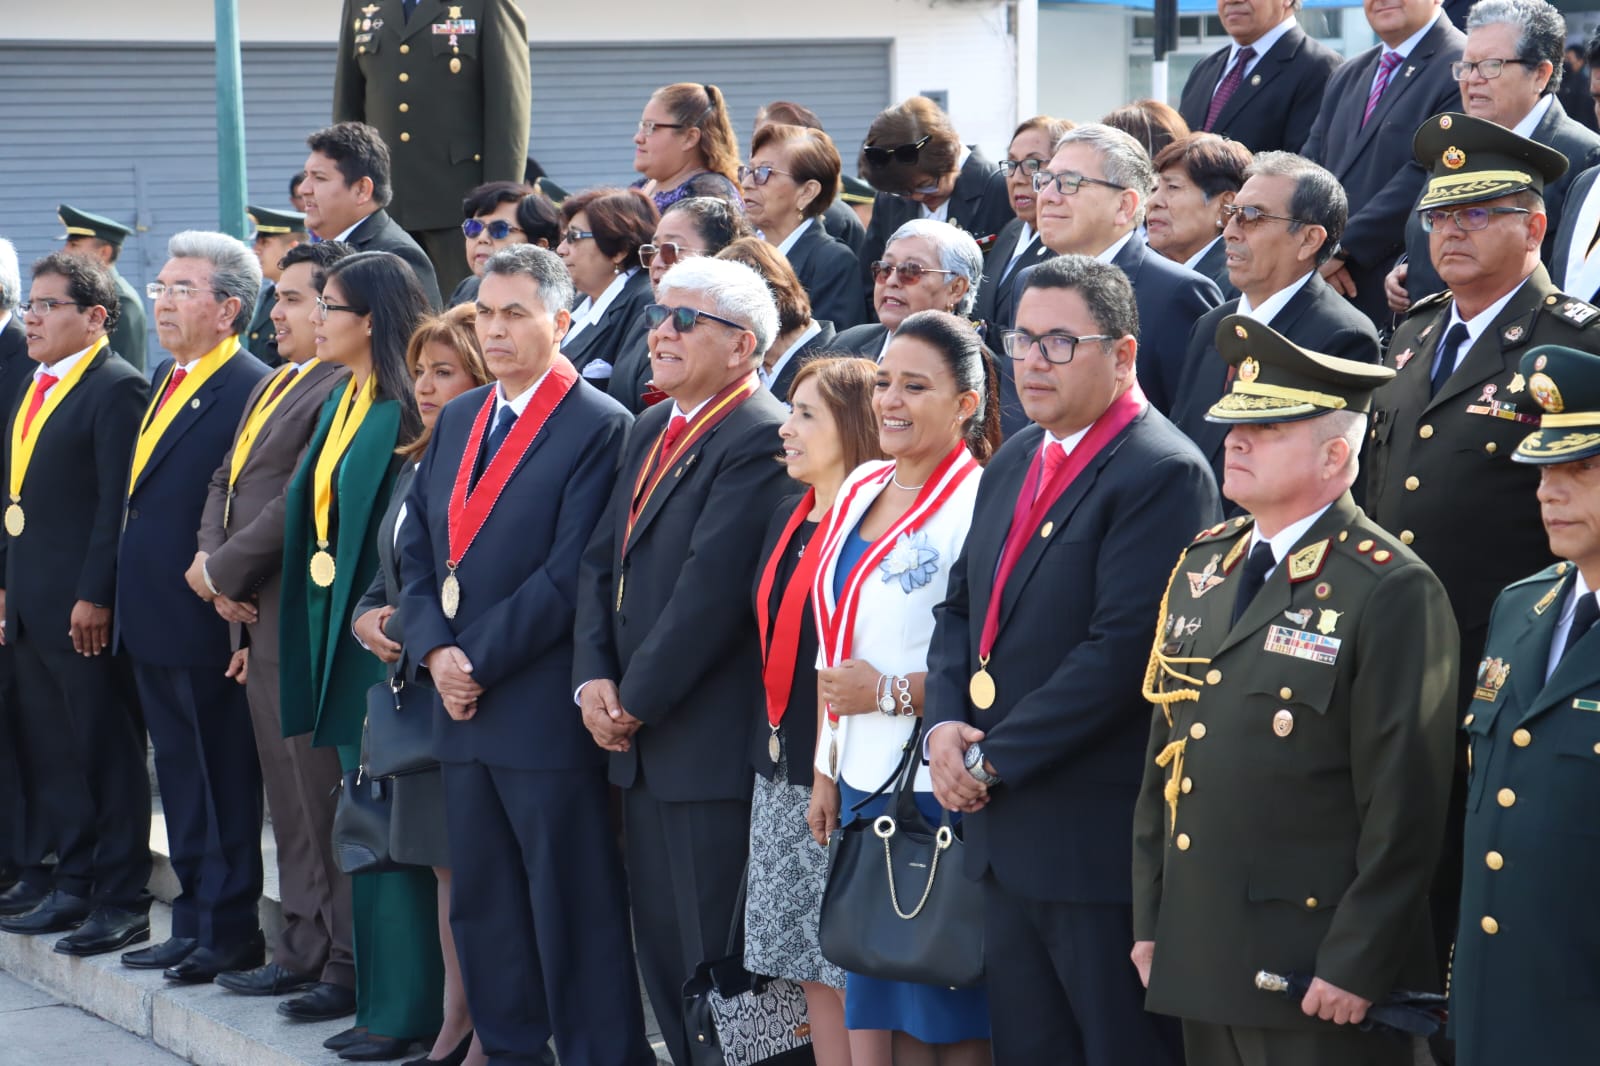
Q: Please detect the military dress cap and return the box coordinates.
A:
[840,173,877,205]
[1511,345,1600,463]
[1206,314,1397,424]
[56,203,134,246]
[532,176,569,205]
[247,204,307,236]
[1412,112,1568,212]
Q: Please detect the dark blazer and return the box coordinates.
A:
[400,381,631,770]
[749,494,822,785]
[0,345,147,651]
[0,317,36,447]
[830,322,890,360]
[1177,24,1343,154]
[355,464,415,660]
[572,385,791,801]
[1405,100,1600,302]
[973,217,1055,344]
[345,209,444,309]
[117,347,272,668]
[859,147,1012,299]
[926,409,1220,903]
[766,319,837,403]
[1015,238,1223,417]
[243,283,282,367]
[1542,163,1600,300]
[785,222,864,330]
[605,309,655,415]
[822,200,866,256]
[1302,15,1467,323]
[109,267,148,374]
[1190,238,1238,301]
[1172,273,1381,482]
[563,269,653,386]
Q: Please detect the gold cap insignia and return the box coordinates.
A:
[1234,324,1249,340]
[1442,147,1466,170]
[1534,353,1548,371]
[1528,372,1564,413]
[1238,356,1259,382]
[1439,115,1453,130]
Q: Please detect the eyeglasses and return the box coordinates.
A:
[870,260,958,284]
[462,218,523,240]
[999,158,1047,178]
[1032,170,1128,196]
[862,135,932,166]
[644,303,749,334]
[145,282,222,301]
[1419,205,1532,233]
[562,227,595,245]
[1451,58,1539,80]
[314,296,365,315]
[1221,202,1313,229]
[638,119,688,136]
[1001,328,1116,365]
[640,242,704,268]
[18,298,86,317]
[738,164,792,186]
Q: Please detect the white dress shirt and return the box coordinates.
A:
[775,217,813,258]
[1214,15,1297,90]
[1247,502,1333,581]
[1184,236,1224,274]
[760,320,822,395]
[1236,269,1316,326]
[1435,278,1528,381]
[1547,572,1598,682]
[1374,11,1441,92]
[1095,232,1136,266]
[921,146,973,223]
[564,267,637,354]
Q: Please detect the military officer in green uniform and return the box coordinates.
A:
[332,0,530,298]
[243,205,305,367]
[58,204,147,373]
[1451,343,1600,1066]
[1132,316,1459,1066]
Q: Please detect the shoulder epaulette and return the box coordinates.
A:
[1505,559,1575,591]
[1190,513,1253,544]
[1543,292,1600,329]
[1403,291,1452,319]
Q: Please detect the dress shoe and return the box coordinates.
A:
[279,981,357,1021]
[53,906,150,956]
[403,1031,472,1066]
[215,961,318,997]
[0,889,91,934]
[0,880,48,918]
[164,929,266,983]
[122,936,198,969]
[339,1034,420,1061]
[324,1026,369,1051]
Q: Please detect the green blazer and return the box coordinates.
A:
[279,389,402,748]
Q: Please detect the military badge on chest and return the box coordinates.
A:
[1473,657,1510,702]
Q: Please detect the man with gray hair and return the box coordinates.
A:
[398,244,654,1062]
[114,230,273,980]
[574,256,790,1066]
[1018,123,1222,417]
[0,237,34,892]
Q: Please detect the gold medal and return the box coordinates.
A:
[768,730,781,764]
[441,570,461,619]
[222,490,232,530]
[828,729,839,778]
[969,664,996,710]
[310,547,336,588]
[615,571,625,611]
[4,502,23,538]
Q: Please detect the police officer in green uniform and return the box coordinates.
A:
[58,204,147,373]
[1132,316,1458,1066]
[243,205,306,367]
[1451,343,1600,1066]
[332,0,530,299]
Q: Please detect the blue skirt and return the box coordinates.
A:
[836,781,991,1044]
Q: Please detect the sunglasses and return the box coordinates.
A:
[562,227,595,245]
[639,242,704,268]
[462,218,523,240]
[862,135,932,166]
[870,260,957,284]
[644,303,749,334]
[738,164,792,186]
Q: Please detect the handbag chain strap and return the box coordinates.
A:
[878,821,954,920]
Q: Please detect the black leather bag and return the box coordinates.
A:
[817,724,985,988]
[364,675,439,780]
[331,764,403,875]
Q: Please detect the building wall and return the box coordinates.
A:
[1037,6,1134,126]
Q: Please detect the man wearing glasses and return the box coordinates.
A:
[1172,152,1380,486]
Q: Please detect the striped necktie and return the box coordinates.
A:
[1363,52,1403,128]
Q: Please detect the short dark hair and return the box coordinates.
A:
[514,192,563,248]
[306,122,393,207]
[1018,254,1140,342]
[32,250,121,333]
[1244,152,1348,265]
[892,310,1002,463]
[751,124,842,217]
[662,196,753,256]
[278,239,354,290]
[560,187,658,269]
[860,97,964,196]
[1152,133,1253,200]
[290,170,307,201]
[461,181,534,221]
[1588,28,1600,68]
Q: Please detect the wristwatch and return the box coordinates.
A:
[964,743,1000,786]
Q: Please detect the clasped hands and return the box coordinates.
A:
[580,679,640,752]
[186,551,258,624]
[425,645,482,720]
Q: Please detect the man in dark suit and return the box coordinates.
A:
[0,241,34,890]
[1393,0,1600,305]
[184,241,356,1018]
[0,253,150,953]
[114,232,273,982]
[573,258,791,1066]
[1178,0,1342,154]
[242,205,306,366]
[926,256,1218,1066]
[1174,152,1380,485]
[333,0,530,297]
[1019,124,1223,419]
[1302,0,1466,327]
[58,204,148,373]
[300,122,442,309]
[400,246,653,1064]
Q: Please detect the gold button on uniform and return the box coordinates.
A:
[1512,728,1531,747]
[399,103,409,112]
[1205,669,1222,685]
[1401,530,1415,545]
[473,152,481,161]
[399,72,409,82]
[400,132,411,142]
[451,57,462,73]
[1485,441,1498,455]
[1181,777,1193,794]
[1279,687,1293,700]
[1463,713,1475,726]
[1305,898,1318,910]
[1481,915,1499,935]
[1486,851,1504,870]
[1419,425,1434,439]
[1497,788,1516,808]
[1405,476,1420,491]
[1593,742,1600,755]
[1176,833,1191,850]
[1190,722,1207,740]
[399,43,410,54]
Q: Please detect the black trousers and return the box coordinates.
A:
[133,660,262,945]
[11,638,150,906]
[1182,1018,1414,1066]
[0,643,22,871]
[983,877,1183,1066]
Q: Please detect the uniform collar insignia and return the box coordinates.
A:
[1287,539,1330,583]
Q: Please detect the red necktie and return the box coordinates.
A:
[1034,441,1067,504]
[156,367,188,412]
[1203,46,1255,132]
[1363,52,1402,128]
[20,374,58,440]
[661,414,688,457]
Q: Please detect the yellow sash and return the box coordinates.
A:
[227,360,316,496]
[9,336,105,506]
[311,375,375,549]
[127,335,241,496]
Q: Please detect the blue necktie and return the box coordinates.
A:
[1231,541,1276,627]
[1560,593,1600,665]
[473,406,517,488]
[1430,323,1469,399]
[402,0,419,19]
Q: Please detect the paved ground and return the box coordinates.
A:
[0,970,188,1066]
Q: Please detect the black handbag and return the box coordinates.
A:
[681,863,815,1066]
[364,674,439,779]
[331,763,404,875]
[817,724,985,988]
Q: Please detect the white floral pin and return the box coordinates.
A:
[879,530,941,592]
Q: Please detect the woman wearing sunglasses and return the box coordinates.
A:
[741,123,865,331]
[834,219,985,365]
[856,97,1012,307]
[631,82,744,214]
[447,182,531,308]
[971,116,1073,346]
[556,187,658,387]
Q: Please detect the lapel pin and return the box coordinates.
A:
[190,398,201,409]
[1250,74,1261,86]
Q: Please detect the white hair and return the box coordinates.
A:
[0,239,17,312]
[1317,409,1368,479]
[885,219,985,317]
[657,256,780,358]
[167,230,263,334]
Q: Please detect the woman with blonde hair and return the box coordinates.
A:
[632,82,743,213]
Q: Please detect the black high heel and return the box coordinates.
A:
[402,1030,472,1066]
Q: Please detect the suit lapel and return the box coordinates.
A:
[967,432,1034,627]
[995,231,1045,312]
[1213,28,1299,130]
[251,362,342,455]
[1350,25,1442,159]
[1503,577,1564,714]
[1212,498,1353,658]
[398,0,444,41]
[131,355,237,496]
[949,150,990,233]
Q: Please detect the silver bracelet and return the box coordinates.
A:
[896,675,913,717]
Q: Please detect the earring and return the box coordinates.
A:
[1216,217,1225,230]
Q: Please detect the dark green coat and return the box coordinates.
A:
[279,388,402,748]
[1133,493,1458,1030]
[1453,561,1600,1066]
[109,266,147,372]
[243,284,281,367]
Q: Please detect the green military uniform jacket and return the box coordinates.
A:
[1366,266,1599,665]
[278,389,402,748]
[109,265,147,373]
[333,0,530,234]
[1453,561,1600,1065]
[1132,493,1458,1029]
[243,284,282,367]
